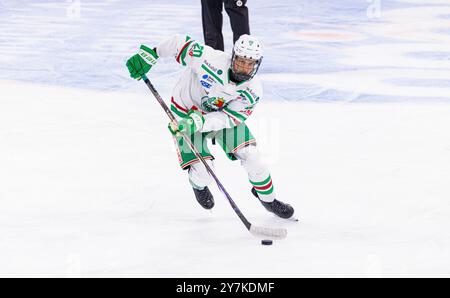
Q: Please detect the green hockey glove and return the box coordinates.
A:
[168,110,205,136]
[126,45,158,80]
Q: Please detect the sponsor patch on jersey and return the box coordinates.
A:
[200,80,212,89]
[204,61,223,75]
[240,109,253,117]
[204,60,218,73]
[202,74,215,84]
[247,88,260,102]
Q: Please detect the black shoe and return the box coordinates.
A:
[251,188,294,219]
[193,187,215,210]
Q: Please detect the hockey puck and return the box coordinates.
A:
[261,240,273,245]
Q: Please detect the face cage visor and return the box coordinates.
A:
[231,51,263,82]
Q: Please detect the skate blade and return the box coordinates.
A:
[288,215,299,222]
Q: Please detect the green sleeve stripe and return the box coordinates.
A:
[180,41,193,66]
[239,90,255,105]
[250,175,272,186]
[201,64,223,85]
[171,105,188,118]
[228,117,234,127]
[177,40,193,66]
[222,109,241,124]
[223,107,247,122]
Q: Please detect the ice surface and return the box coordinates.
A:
[1,0,450,277]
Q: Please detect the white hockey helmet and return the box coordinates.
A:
[231,34,263,82]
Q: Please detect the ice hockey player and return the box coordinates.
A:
[126,34,295,219]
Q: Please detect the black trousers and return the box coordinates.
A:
[201,0,250,51]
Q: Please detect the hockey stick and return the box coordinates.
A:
[141,75,287,240]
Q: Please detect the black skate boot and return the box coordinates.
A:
[251,188,294,219]
[193,186,215,210]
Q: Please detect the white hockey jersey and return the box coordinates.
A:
[156,34,263,133]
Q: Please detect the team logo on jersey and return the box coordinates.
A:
[214,97,225,108]
[201,96,226,112]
